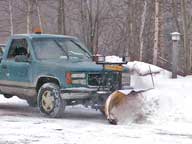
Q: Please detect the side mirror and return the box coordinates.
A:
[15,55,31,63]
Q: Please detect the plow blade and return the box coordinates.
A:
[105,90,143,125]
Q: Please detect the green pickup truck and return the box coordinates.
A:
[0,34,129,118]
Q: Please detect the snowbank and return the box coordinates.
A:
[126,61,162,76]
[125,61,192,124]
[106,56,192,125]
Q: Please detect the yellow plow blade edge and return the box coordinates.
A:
[105,90,142,125]
[104,65,124,72]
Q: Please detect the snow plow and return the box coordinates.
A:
[96,59,156,125]
[95,59,147,125]
[104,89,147,125]
[105,90,129,124]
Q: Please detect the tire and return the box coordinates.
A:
[26,97,37,107]
[4,94,13,98]
[37,83,64,118]
[97,96,107,116]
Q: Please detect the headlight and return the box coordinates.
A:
[72,79,86,85]
[71,73,86,79]
[69,73,87,85]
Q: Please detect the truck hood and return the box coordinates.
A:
[41,59,103,72]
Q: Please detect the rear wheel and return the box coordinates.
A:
[37,83,65,118]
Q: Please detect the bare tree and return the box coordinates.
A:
[8,0,13,35]
[153,0,159,65]
[36,0,43,32]
[58,0,66,34]
[139,0,147,61]
[27,0,32,33]
[181,0,190,74]
[79,0,103,54]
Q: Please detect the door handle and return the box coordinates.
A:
[2,65,7,69]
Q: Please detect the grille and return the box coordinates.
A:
[87,72,119,87]
[87,73,102,86]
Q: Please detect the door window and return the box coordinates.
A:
[7,39,30,59]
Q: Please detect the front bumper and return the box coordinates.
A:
[60,87,110,100]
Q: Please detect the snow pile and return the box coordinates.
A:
[125,62,192,124]
[126,61,171,91]
[105,56,192,125]
[118,71,192,125]
[146,77,192,124]
[126,61,162,75]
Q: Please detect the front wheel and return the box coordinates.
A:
[37,83,65,118]
[99,106,105,116]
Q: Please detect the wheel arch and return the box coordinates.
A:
[36,76,60,92]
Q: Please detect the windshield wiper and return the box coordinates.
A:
[72,40,91,59]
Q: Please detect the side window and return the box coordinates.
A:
[7,39,29,59]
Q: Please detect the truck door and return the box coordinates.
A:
[1,38,32,86]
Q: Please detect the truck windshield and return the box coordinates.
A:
[32,38,91,60]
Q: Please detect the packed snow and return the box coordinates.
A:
[0,56,192,144]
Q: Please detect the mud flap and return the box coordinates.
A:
[105,89,142,125]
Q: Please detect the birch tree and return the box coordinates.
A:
[27,0,32,34]
[153,0,159,65]
[139,0,147,61]
[8,0,13,35]
[0,0,14,36]
[181,0,190,74]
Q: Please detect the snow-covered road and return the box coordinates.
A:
[0,95,192,144]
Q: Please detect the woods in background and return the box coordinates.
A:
[0,0,192,75]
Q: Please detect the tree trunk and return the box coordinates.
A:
[27,0,32,34]
[94,0,100,55]
[181,0,190,74]
[89,0,94,54]
[80,0,87,45]
[139,0,147,61]
[8,0,13,35]
[36,0,43,32]
[128,0,134,60]
[58,0,66,35]
[153,0,159,65]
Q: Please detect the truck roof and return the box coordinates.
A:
[12,34,78,40]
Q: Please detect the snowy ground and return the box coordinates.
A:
[0,60,192,144]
